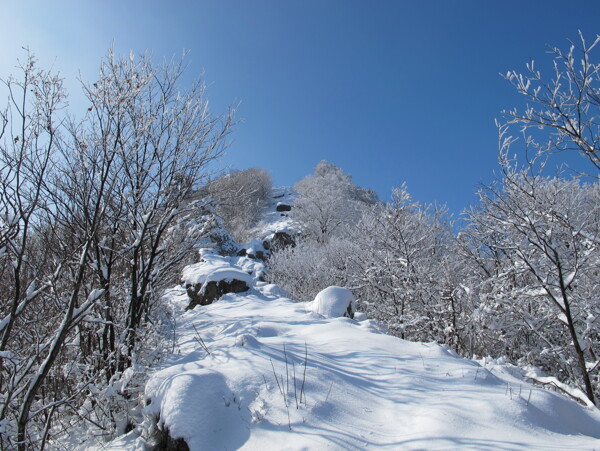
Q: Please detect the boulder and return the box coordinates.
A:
[270,231,295,250]
[183,262,254,310]
[186,278,249,310]
[150,425,190,451]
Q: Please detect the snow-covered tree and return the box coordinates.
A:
[463,147,600,405]
[0,49,234,448]
[0,53,116,450]
[206,168,272,242]
[352,186,461,347]
[293,161,377,243]
[501,32,600,174]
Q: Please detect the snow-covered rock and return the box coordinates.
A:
[145,368,249,450]
[310,286,356,319]
[267,231,295,251]
[275,202,291,212]
[241,186,298,249]
[182,251,255,309]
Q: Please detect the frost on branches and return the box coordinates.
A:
[0,48,234,449]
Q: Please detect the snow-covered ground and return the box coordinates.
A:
[113,275,600,449]
[101,188,600,450]
[240,186,298,253]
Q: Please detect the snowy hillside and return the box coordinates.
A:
[101,188,600,450]
[111,282,600,450]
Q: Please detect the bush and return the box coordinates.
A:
[207,168,272,242]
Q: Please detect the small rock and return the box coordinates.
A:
[276,203,292,212]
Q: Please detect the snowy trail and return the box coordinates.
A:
[124,278,600,450]
[104,187,600,450]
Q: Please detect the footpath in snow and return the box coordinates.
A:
[111,262,600,449]
[108,188,600,450]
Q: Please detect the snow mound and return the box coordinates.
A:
[145,368,249,450]
[257,282,289,299]
[310,286,355,318]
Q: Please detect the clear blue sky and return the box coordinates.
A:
[2,1,599,213]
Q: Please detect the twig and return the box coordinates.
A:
[325,381,334,402]
[293,361,299,409]
[300,342,308,405]
[284,344,290,396]
[192,323,210,355]
[270,357,286,405]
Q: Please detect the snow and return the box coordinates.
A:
[0,351,15,360]
[181,251,255,292]
[145,368,250,450]
[523,365,595,408]
[243,187,299,243]
[84,431,146,450]
[101,185,600,450]
[130,262,600,449]
[309,286,355,318]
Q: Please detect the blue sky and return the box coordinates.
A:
[2,1,599,213]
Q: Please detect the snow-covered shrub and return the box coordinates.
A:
[206,168,272,242]
[310,286,356,318]
[292,161,377,243]
[266,235,361,302]
[462,167,600,406]
[349,186,465,349]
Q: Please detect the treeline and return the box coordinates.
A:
[267,35,600,408]
[0,50,236,449]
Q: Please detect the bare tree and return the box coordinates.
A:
[0,49,234,449]
[207,168,272,242]
[76,50,234,370]
[503,32,600,173]
[464,138,600,405]
[0,53,114,450]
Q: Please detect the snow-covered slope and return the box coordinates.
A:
[103,187,600,450]
[116,278,600,450]
[240,186,298,253]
